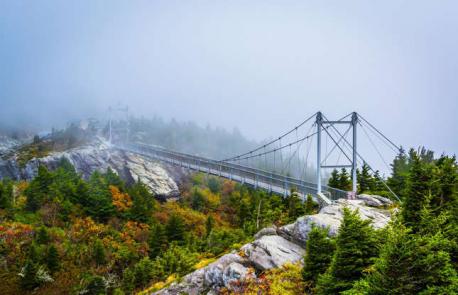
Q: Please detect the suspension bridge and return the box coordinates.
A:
[112,111,400,205]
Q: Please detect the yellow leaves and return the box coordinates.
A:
[161,202,207,236]
[194,257,216,269]
[199,187,221,209]
[137,274,177,295]
[110,185,132,212]
[69,217,106,242]
[227,263,305,295]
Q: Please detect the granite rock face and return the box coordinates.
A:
[241,235,305,271]
[279,199,391,244]
[0,139,187,199]
[153,198,392,294]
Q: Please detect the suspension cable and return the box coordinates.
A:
[321,124,352,165]
[359,122,391,172]
[358,114,401,152]
[220,112,318,161]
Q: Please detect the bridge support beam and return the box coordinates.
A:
[352,112,358,194]
[316,112,322,194]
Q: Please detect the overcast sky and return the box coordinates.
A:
[1,1,457,162]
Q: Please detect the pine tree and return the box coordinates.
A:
[128,180,155,223]
[19,243,41,290]
[387,147,409,198]
[46,244,59,273]
[148,224,167,259]
[433,155,458,211]
[316,208,378,294]
[25,165,53,211]
[304,194,315,215]
[338,168,352,191]
[205,215,215,238]
[302,226,335,292]
[358,163,375,193]
[327,169,340,188]
[0,179,13,209]
[86,275,106,295]
[372,170,386,192]
[104,167,125,191]
[345,223,458,295]
[19,259,39,290]
[85,171,115,221]
[93,239,106,266]
[191,188,206,211]
[288,191,305,220]
[36,226,50,244]
[402,153,434,231]
[165,214,186,243]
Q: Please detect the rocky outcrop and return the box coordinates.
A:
[358,194,393,207]
[279,198,391,244]
[153,198,392,294]
[0,138,187,199]
[241,235,305,271]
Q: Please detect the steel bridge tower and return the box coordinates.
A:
[316,111,358,196]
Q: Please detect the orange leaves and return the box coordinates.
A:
[109,185,132,212]
[221,180,236,196]
[69,217,106,242]
[0,222,34,245]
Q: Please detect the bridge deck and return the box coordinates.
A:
[118,143,348,204]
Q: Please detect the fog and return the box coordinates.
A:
[1,1,457,166]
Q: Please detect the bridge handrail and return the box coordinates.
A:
[130,142,322,189]
[118,142,347,201]
[123,142,319,191]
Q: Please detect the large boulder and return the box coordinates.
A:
[279,199,391,244]
[222,262,254,291]
[241,235,305,271]
[154,253,250,295]
[203,253,246,287]
[358,194,393,207]
[0,138,187,199]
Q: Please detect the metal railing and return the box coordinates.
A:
[117,142,348,204]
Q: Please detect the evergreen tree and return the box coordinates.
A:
[387,147,409,198]
[316,208,378,294]
[86,275,106,295]
[0,179,13,209]
[338,168,352,191]
[304,194,315,215]
[327,169,340,188]
[19,243,41,290]
[36,226,50,244]
[19,259,39,290]
[46,245,59,273]
[84,171,115,221]
[207,177,221,194]
[128,181,155,223]
[25,165,53,211]
[191,188,206,211]
[372,170,386,192]
[165,214,186,243]
[148,224,167,259]
[358,163,375,193]
[433,155,458,211]
[345,223,458,295]
[205,215,215,238]
[104,167,125,191]
[302,226,335,292]
[402,153,434,231]
[93,239,106,266]
[288,191,305,220]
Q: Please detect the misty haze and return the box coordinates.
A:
[1,2,457,295]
